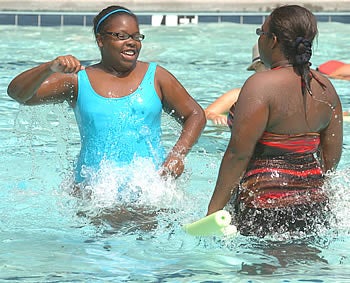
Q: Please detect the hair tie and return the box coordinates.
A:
[95,9,132,33]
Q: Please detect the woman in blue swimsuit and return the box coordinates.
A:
[7,5,206,186]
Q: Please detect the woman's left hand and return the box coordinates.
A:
[159,155,185,179]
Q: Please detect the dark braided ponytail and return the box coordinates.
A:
[294,37,313,95]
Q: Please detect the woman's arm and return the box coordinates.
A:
[207,76,269,215]
[205,88,241,125]
[7,55,84,105]
[155,66,206,178]
[329,64,350,80]
[320,87,343,172]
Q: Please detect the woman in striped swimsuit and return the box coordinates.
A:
[207,5,343,237]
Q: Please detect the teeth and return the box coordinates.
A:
[123,50,135,56]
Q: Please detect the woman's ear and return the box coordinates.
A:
[271,34,278,49]
[96,34,104,48]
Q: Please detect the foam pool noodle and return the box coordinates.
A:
[183,210,237,237]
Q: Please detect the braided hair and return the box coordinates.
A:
[269,5,318,96]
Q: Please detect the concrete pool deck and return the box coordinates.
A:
[0,0,350,12]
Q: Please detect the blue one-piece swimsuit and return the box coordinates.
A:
[73,62,166,183]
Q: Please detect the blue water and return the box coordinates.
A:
[1,22,350,282]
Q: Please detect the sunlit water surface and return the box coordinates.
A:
[1,22,350,282]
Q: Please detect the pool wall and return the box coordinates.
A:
[1,11,350,26]
[0,0,350,13]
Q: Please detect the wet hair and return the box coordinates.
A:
[93,5,138,36]
[269,5,318,95]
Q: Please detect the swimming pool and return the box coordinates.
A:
[1,22,350,282]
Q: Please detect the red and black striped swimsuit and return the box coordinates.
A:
[227,70,328,210]
[238,131,326,209]
[226,70,330,236]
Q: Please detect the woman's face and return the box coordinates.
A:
[97,14,142,71]
[257,17,272,68]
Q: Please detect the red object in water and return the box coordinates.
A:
[317,60,346,75]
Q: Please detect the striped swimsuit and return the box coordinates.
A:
[238,131,326,209]
[227,109,329,236]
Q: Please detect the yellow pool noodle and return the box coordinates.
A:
[183,210,237,237]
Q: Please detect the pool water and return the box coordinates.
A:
[1,22,350,282]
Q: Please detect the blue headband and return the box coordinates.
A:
[95,9,132,33]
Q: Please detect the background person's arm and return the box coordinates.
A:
[205,88,241,125]
[329,64,350,80]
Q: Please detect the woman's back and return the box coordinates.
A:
[238,67,339,136]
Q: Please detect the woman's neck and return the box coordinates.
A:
[98,61,136,78]
[270,60,293,70]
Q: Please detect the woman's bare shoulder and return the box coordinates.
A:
[240,70,275,95]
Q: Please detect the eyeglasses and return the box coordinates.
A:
[256,28,271,36]
[102,31,145,42]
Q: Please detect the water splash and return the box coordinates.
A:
[326,168,350,234]
[60,156,190,234]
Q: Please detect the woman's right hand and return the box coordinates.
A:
[50,55,84,74]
